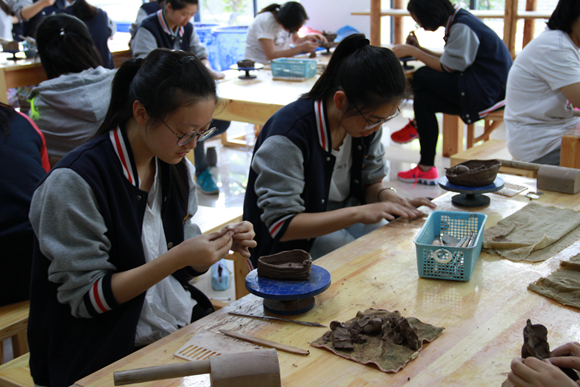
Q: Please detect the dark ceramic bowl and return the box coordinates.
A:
[446,159,501,187]
[257,249,312,281]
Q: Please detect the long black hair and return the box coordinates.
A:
[96,49,217,207]
[547,0,580,33]
[259,2,308,33]
[69,0,98,20]
[302,33,406,117]
[167,0,198,11]
[407,0,455,31]
[36,13,102,79]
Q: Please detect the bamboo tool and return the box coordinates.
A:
[173,330,261,362]
[219,329,310,355]
[114,349,280,386]
[229,312,327,327]
[498,159,580,194]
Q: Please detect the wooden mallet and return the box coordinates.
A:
[499,159,580,194]
[113,349,281,387]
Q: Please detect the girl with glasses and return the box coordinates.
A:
[243,33,435,266]
[391,0,512,185]
[27,48,256,387]
[244,1,326,64]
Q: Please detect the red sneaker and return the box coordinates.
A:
[391,119,418,144]
[397,166,439,185]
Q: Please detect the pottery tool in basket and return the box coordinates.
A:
[114,348,281,386]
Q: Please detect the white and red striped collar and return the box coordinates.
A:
[445,5,461,39]
[314,100,331,153]
[157,9,185,37]
[109,127,140,188]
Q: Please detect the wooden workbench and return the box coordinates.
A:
[74,174,580,387]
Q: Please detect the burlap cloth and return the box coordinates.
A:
[528,253,580,310]
[483,203,580,262]
[310,309,444,373]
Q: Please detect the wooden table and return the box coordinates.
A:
[75,174,580,387]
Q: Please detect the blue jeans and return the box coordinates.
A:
[194,120,230,176]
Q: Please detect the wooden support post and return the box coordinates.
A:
[370,0,380,46]
[393,0,404,45]
[522,0,538,49]
[560,134,580,169]
[442,114,463,157]
[503,0,518,58]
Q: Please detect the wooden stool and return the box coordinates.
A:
[0,301,29,365]
[0,353,32,387]
[466,109,505,149]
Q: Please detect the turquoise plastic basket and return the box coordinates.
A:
[271,58,317,79]
[413,211,487,281]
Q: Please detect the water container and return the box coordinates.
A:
[211,25,249,71]
[193,22,222,72]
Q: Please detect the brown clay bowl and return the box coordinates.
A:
[445,159,501,187]
[257,249,312,281]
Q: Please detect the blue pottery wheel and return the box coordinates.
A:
[245,265,331,315]
[439,176,504,207]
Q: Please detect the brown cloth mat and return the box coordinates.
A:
[310,309,444,373]
[528,253,580,310]
[483,203,580,262]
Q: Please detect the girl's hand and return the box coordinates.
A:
[223,221,257,258]
[299,40,319,53]
[508,356,580,387]
[406,31,419,47]
[357,202,424,223]
[378,189,437,211]
[179,229,234,271]
[392,44,417,58]
[307,33,327,43]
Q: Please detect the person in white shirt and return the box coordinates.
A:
[244,1,325,64]
[505,0,580,165]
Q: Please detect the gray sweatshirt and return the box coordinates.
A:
[28,66,116,159]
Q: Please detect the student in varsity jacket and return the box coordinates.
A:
[27,49,256,387]
[132,0,229,195]
[391,0,512,186]
[243,34,436,266]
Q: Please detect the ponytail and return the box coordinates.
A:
[302,33,406,114]
[259,3,280,14]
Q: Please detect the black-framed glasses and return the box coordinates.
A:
[160,118,217,146]
[353,104,401,130]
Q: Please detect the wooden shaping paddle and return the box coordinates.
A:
[219,329,310,355]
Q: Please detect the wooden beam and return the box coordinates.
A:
[522,0,538,49]
[393,0,404,45]
[503,0,518,58]
[370,0,381,46]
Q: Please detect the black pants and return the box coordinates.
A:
[412,67,463,166]
[1,233,33,307]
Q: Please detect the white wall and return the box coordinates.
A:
[301,0,372,38]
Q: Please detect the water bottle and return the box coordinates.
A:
[211,259,231,291]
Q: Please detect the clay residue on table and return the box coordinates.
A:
[311,309,444,373]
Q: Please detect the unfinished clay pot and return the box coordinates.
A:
[446,159,501,187]
[257,249,312,281]
[237,59,255,68]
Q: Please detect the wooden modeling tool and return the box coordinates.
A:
[229,312,327,327]
[498,159,580,194]
[113,349,281,387]
[219,329,310,355]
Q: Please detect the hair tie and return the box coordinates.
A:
[356,38,370,50]
[59,28,65,36]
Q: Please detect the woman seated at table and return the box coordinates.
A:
[29,13,115,166]
[391,0,512,185]
[243,33,436,265]
[508,342,580,387]
[505,0,580,165]
[130,0,165,40]
[58,0,116,69]
[131,0,229,195]
[0,103,49,307]
[244,1,325,64]
[27,48,256,387]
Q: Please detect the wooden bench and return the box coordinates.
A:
[450,139,536,178]
[0,352,31,387]
[0,301,29,365]
[467,109,505,149]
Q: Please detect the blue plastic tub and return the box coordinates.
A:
[211,25,249,71]
[271,58,317,79]
[193,22,222,72]
[413,211,487,281]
